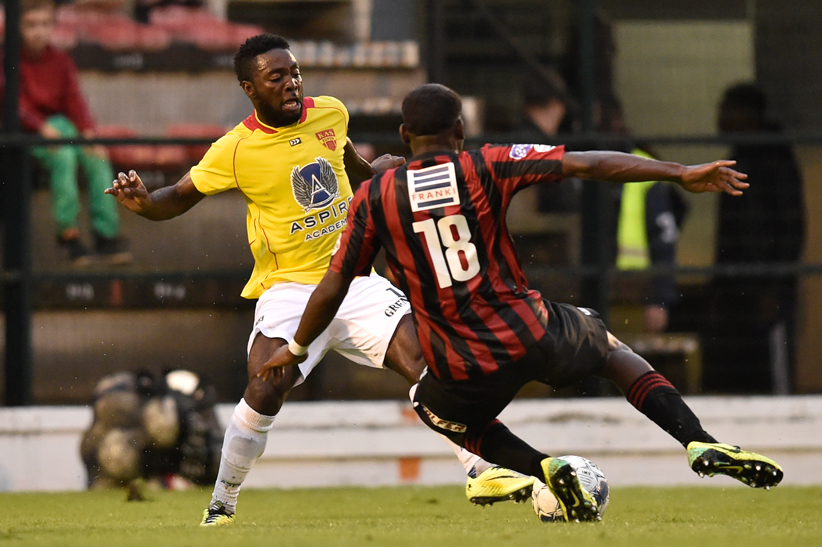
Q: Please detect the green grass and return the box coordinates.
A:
[0,485,820,547]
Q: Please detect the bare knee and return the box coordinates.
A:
[607,331,633,353]
[244,333,301,416]
[602,346,654,393]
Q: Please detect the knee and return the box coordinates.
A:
[243,368,298,416]
[607,332,632,353]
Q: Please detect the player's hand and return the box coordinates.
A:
[679,160,749,195]
[105,170,151,214]
[257,345,308,382]
[371,154,406,174]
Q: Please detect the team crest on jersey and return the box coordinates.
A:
[291,156,340,211]
[315,129,337,151]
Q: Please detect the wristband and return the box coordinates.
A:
[288,338,308,356]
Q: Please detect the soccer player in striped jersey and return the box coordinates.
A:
[260,83,784,522]
[106,36,532,526]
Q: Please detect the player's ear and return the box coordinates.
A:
[454,118,465,141]
[399,124,411,145]
[240,80,256,99]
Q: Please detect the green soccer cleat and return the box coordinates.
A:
[540,457,599,522]
[687,441,784,489]
[466,466,535,506]
[200,502,236,526]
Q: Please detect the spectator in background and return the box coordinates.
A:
[520,75,579,214]
[524,82,686,333]
[615,143,688,333]
[1,0,131,265]
[603,96,688,333]
[703,83,805,393]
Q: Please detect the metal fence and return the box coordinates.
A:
[2,0,821,405]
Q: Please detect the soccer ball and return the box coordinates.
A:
[531,455,610,522]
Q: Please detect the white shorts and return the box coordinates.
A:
[248,272,412,384]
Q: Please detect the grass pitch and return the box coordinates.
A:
[1,485,820,547]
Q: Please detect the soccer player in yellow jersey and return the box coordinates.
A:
[106,34,533,526]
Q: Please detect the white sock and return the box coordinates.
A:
[210,399,275,512]
[408,383,493,479]
[439,434,492,478]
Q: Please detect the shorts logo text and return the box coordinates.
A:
[384,287,409,316]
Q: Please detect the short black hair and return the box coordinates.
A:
[234,34,290,83]
[722,83,767,115]
[401,84,462,136]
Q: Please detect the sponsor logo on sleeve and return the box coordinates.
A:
[509,144,533,159]
[534,144,556,153]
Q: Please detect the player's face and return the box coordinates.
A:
[21,7,55,56]
[248,49,304,127]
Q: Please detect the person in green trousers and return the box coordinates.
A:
[9,0,131,265]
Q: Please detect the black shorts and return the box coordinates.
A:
[413,301,609,435]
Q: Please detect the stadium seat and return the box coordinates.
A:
[149,6,263,51]
[232,23,265,46]
[152,144,188,170]
[137,25,172,52]
[165,124,226,164]
[95,125,153,169]
[96,125,186,171]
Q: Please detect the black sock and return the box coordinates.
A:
[626,371,717,447]
[464,420,549,482]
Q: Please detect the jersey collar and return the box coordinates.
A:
[243,98,316,134]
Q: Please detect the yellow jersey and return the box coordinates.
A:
[190,96,354,299]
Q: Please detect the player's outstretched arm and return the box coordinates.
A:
[343,138,406,180]
[105,170,207,220]
[562,151,749,196]
[257,269,355,382]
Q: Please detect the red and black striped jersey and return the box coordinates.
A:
[329,143,566,381]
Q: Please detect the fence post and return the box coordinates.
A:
[577,0,610,326]
[424,0,445,83]
[3,0,34,406]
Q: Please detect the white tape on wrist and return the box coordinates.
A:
[288,338,308,356]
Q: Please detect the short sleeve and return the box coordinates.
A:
[482,143,566,194]
[329,180,381,277]
[190,133,240,195]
